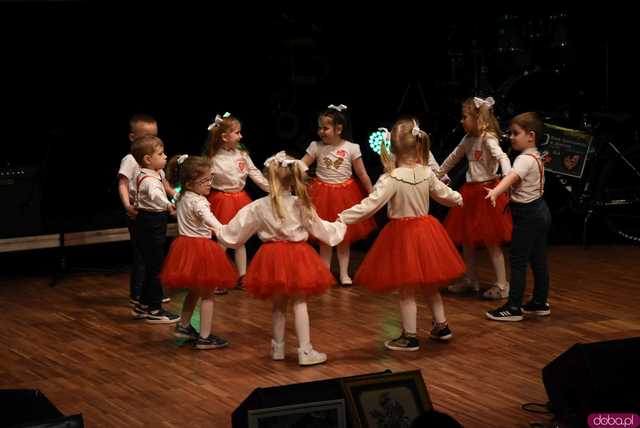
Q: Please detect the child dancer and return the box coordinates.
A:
[130,136,180,323]
[117,114,173,306]
[338,118,465,350]
[215,151,346,365]
[161,155,238,348]
[485,112,552,321]
[437,97,512,299]
[302,104,376,285]
[204,112,270,292]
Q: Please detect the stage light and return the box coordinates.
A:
[368,128,390,155]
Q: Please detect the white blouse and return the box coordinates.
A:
[339,166,462,224]
[210,148,270,193]
[177,191,222,238]
[215,193,346,248]
[306,140,362,184]
[437,134,511,183]
[135,168,171,212]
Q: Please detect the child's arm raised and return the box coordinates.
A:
[215,202,259,248]
[485,171,520,207]
[428,170,463,207]
[437,139,466,179]
[338,175,395,224]
[303,205,347,247]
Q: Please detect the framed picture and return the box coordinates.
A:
[247,398,346,428]
[540,123,594,178]
[341,370,432,428]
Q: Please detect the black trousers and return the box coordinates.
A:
[134,210,168,310]
[126,218,145,299]
[507,198,552,309]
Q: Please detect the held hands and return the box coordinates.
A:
[168,203,177,217]
[485,187,498,208]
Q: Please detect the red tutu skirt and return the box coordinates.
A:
[207,190,252,224]
[444,180,512,247]
[354,216,465,293]
[244,241,336,299]
[160,236,238,289]
[308,178,376,243]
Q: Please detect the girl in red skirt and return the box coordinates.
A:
[204,112,270,292]
[437,97,513,299]
[161,155,239,350]
[301,104,376,286]
[215,151,346,366]
[338,118,465,351]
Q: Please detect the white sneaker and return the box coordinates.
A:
[447,278,479,293]
[298,348,327,366]
[482,283,509,300]
[271,339,285,360]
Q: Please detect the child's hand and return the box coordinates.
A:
[125,205,138,219]
[457,198,463,207]
[485,188,497,208]
[168,203,177,217]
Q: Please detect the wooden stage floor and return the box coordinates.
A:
[1,245,639,427]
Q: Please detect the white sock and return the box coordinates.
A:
[399,289,417,335]
[293,298,311,351]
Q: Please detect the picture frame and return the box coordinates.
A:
[341,370,432,428]
[540,123,594,178]
[247,398,346,428]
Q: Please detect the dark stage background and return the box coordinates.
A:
[1,4,638,246]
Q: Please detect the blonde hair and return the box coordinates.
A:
[380,118,431,173]
[264,154,313,220]
[203,115,245,158]
[462,98,502,140]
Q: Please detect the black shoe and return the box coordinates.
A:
[521,301,551,316]
[146,308,180,324]
[174,323,199,340]
[486,304,523,322]
[235,275,245,291]
[194,334,229,350]
[384,332,420,351]
[131,304,147,320]
[129,296,141,307]
[430,321,453,341]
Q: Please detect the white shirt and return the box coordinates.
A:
[437,134,511,183]
[511,148,545,203]
[118,154,140,203]
[135,168,171,212]
[215,193,346,248]
[177,191,222,238]
[339,166,462,224]
[210,148,270,193]
[306,140,362,183]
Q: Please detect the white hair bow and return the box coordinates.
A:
[378,127,391,142]
[207,112,231,130]
[411,120,421,137]
[177,154,189,165]
[328,104,347,112]
[264,151,308,172]
[473,97,495,109]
